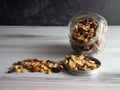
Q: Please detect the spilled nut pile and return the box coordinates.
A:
[7,54,100,75]
[7,58,63,74]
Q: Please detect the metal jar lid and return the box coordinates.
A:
[63,56,101,76]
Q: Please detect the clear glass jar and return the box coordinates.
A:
[69,12,108,56]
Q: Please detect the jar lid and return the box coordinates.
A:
[63,55,101,76]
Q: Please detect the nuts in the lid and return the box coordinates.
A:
[63,54,100,71]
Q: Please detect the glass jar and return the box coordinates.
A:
[69,12,108,56]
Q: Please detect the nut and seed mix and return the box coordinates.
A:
[7,58,63,74]
[70,19,101,54]
[72,19,98,43]
[63,54,100,71]
[7,54,100,74]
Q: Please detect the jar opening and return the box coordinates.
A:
[69,13,101,46]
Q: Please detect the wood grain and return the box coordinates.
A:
[0,26,120,90]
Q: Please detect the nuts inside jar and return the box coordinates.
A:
[71,40,100,55]
[72,19,98,43]
[70,18,101,55]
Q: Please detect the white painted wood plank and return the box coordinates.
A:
[0,26,120,90]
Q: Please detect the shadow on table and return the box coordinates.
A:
[37,44,78,59]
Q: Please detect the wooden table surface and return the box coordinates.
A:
[0,26,120,90]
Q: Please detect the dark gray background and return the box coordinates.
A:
[0,0,120,26]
